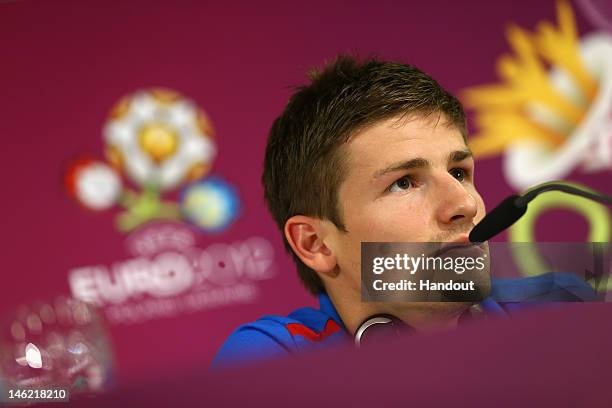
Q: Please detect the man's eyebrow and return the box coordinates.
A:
[449,149,473,162]
[373,158,429,179]
[372,150,473,180]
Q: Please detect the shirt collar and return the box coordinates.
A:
[319,291,507,333]
[318,292,346,330]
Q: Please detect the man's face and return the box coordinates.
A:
[326,113,486,292]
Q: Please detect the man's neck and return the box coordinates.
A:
[327,289,471,335]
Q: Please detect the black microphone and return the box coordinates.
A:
[469,194,527,243]
[469,182,612,243]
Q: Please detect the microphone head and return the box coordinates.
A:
[469,194,527,243]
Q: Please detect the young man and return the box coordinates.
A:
[211,55,595,368]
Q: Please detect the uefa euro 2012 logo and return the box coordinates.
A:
[64,88,240,233]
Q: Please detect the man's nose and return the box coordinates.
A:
[434,174,478,226]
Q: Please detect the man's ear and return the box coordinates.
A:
[284,215,337,276]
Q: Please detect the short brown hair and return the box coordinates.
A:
[262,55,466,295]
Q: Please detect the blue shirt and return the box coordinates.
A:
[211,272,597,368]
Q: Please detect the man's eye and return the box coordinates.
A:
[389,176,413,192]
[450,168,468,182]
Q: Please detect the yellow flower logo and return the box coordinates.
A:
[462,0,612,190]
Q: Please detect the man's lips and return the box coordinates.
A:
[429,237,486,258]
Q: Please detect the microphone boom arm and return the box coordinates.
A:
[469,181,612,243]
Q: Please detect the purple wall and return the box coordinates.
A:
[1,0,610,387]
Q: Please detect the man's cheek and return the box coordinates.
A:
[475,198,486,223]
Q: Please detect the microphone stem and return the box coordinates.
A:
[515,182,612,208]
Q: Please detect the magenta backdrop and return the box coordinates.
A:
[1,0,609,386]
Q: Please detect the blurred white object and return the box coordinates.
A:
[74,162,122,210]
[0,297,115,395]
